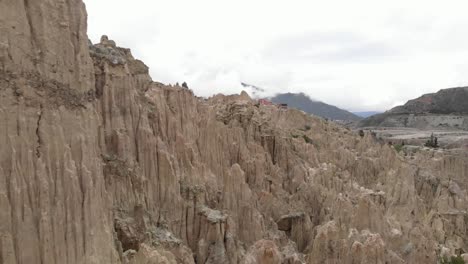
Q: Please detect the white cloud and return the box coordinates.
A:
[84,0,468,111]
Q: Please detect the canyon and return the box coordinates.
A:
[1,1,468,263]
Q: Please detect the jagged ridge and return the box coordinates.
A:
[1,1,468,264]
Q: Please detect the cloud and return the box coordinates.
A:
[84,0,468,112]
[264,32,400,64]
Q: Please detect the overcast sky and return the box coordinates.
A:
[84,0,468,111]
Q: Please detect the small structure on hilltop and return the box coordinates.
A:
[257,99,287,109]
[258,99,274,106]
[278,103,288,109]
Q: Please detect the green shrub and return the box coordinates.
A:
[394,144,403,153]
[358,130,365,138]
[440,255,465,264]
[299,125,312,132]
[425,133,439,148]
[291,134,299,139]
[303,135,313,144]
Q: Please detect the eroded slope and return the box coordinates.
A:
[1,1,468,264]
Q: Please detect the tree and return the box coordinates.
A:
[425,133,439,148]
[182,82,188,89]
[394,144,403,153]
[358,130,365,138]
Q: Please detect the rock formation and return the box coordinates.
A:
[1,0,468,263]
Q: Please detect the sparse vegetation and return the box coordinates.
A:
[394,144,404,153]
[303,135,313,144]
[300,125,312,131]
[440,255,465,264]
[425,133,439,148]
[403,117,409,127]
[358,130,365,138]
[102,154,136,178]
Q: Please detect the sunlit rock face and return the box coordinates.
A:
[1,1,468,263]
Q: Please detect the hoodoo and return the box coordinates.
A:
[1,1,468,263]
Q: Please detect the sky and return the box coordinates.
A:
[84,0,468,112]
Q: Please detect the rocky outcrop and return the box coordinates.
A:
[0,0,94,91]
[2,1,468,264]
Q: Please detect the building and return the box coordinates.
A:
[278,103,288,109]
[258,99,274,106]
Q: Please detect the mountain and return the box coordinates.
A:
[360,87,468,129]
[2,1,468,263]
[390,87,468,114]
[270,92,362,121]
[352,111,381,118]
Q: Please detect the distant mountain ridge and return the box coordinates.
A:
[359,87,468,129]
[389,87,468,114]
[241,83,362,121]
[270,93,362,121]
[353,111,381,118]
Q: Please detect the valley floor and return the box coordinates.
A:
[363,127,468,149]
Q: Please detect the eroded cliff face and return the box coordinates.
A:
[1,1,468,264]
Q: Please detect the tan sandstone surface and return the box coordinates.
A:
[1,1,468,263]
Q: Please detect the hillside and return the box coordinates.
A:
[390,87,468,115]
[271,92,362,121]
[353,111,381,118]
[360,87,468,129]
[2,1,468,264]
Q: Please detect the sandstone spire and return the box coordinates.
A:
[1,1,468,264]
